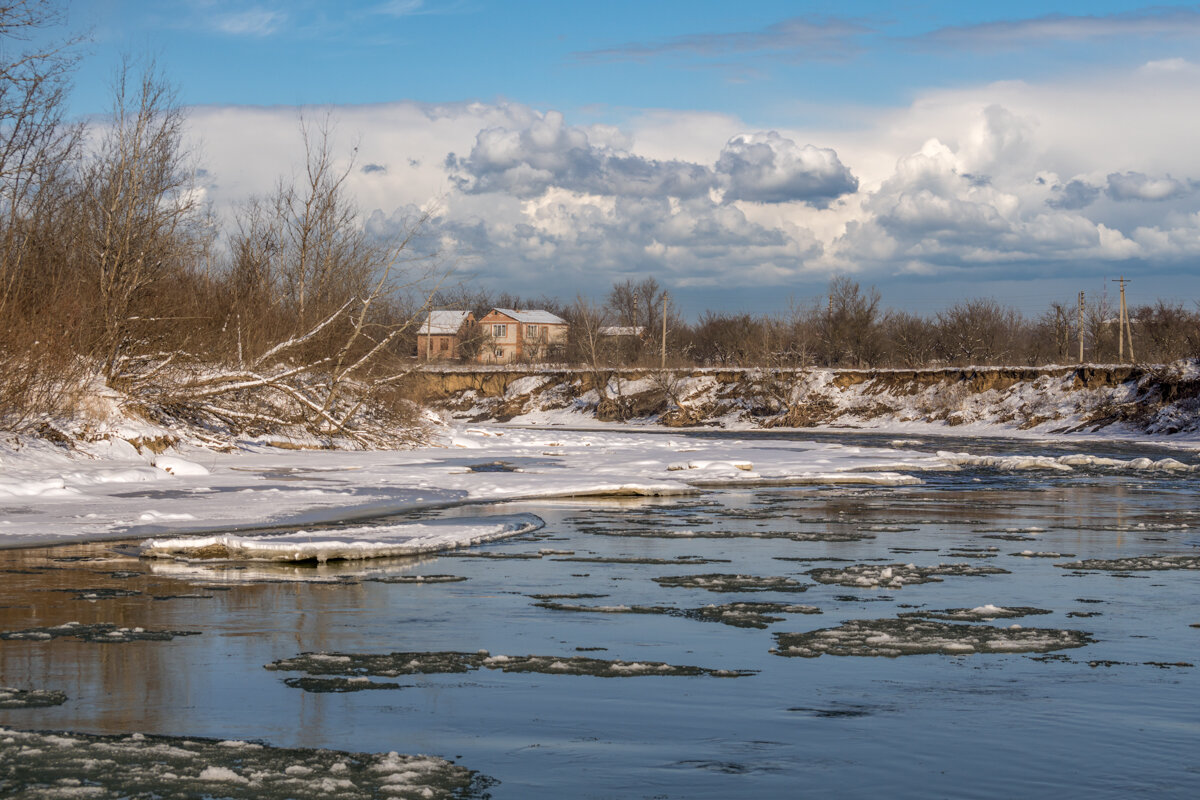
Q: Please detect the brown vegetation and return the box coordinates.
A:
[0,6,439,443]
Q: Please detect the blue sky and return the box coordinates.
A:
[51,1,1200,316]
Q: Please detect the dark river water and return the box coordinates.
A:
[2,432,1198,798]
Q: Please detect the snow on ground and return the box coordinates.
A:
[0,425,943,550]
[442,361,1200,446]
[1,421,1195,553]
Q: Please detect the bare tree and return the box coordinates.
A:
[817,277,882,367]
[689,311,765,366]
[269,117,375,323]
[882,310,937,368]
[1028,301,1076,365]
[1083,293,1117,363]
[935,298,1022,365]
[567,295,630,414]
[604,277,674,365]
[1131,301,1200,363]
[0,1,87,426]
[167,120,446,443]
[0,0,80,316]
[83,60,205,383]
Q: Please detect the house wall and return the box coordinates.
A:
[476,312,568,364]
[520,323,568,361]
[416,311,475,361]
[478,312,519,363]
[416,334,459,361]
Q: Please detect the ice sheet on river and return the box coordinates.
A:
[0,426,943,547]
[138,513,544,562]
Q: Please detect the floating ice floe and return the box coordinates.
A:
[938,450,1199,473]
[653,573,811,593]
[138,513,545,562]
[553,554,728,565]
[0,687,67,709]
[533,599,820,629]
[898,605,1053,622]
[808,562,1010,589]
[1056,554,1200,572]
[0,727,489,799]
[593,528,873,543]
[937,451,1073,471]
[772,618,1094,658]
[266,649,756,682]
[0,621,200,643]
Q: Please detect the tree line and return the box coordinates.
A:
[431,275,1200,370]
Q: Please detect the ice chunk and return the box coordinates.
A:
[139,513,545,562]
[154,456,210,476]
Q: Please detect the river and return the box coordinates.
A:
[1,431,1198,798]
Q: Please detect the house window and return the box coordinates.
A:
[439,337,449,351]
[492,324,507,338]
[494,347,504,358]
[527,324,539,337]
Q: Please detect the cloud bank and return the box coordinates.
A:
[182,59,1200,301]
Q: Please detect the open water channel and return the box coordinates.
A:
[1,431,1199,798]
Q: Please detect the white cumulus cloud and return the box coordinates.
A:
[716,131,858,206]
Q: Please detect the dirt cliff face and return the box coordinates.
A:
[415,362,1199,435]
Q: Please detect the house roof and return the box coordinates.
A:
[599,326,645,337]
[491,308,567,325]
[421,310,472,335]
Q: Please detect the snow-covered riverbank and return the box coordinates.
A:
[0,426,944,550]
[424,360,1200,437]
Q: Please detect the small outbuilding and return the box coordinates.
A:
[416,310,475,361]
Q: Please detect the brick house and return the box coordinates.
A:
[416,310,475,361]
[476,308,568,364]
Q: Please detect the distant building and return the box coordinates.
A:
[598,326,646,338]
[477,308,568,364]
[416,310,475,361]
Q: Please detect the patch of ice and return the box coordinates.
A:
[139,513,544,562]
[198,765,249,784]
[138,510,198,522]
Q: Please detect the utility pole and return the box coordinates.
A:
[1113,277,1134,363]
[1077,291,1085,364]
[661,292,668,369]
[1055,305,1065,356]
